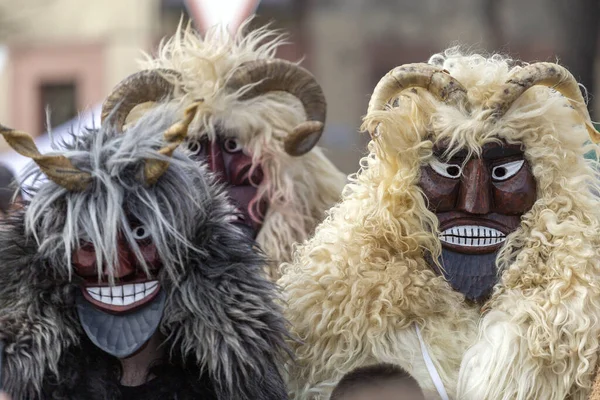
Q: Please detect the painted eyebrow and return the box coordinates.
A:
[432,146,523,160]
[482,146,523,160]
[432,148,468,161]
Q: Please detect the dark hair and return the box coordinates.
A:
[330,363,419,400]
[0,164,19,213]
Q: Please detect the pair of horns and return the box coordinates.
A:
[0,103,200,191]
[369,62,600,143]
[101,60,327,156]
[0,125,92,191]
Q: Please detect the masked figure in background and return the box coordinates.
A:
[104,19,346,280]
[280,48,600,400]
[0,164,22,220]
[0,99,290,399]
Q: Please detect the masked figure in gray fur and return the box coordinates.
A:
[0,100,290,400]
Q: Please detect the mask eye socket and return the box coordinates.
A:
[132,225,151,241]
[492,160,524,181]
[429,158,462,179]
[223,138,243,153]
[78,241,95,252]
[187,139,202,155]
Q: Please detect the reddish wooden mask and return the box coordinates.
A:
[186,135,268,237]
[72,223,162,314]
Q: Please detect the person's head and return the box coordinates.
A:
[330,364,425,400]
[122,19,345,280]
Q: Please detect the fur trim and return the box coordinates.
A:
[280,47,600,399]
[0,212,81,399]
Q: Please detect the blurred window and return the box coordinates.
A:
[39,82,77,131]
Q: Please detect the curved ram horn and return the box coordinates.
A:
[485,62,600,143]
[0,125,91,191]
[101,69,182,132]
[367,63,469,115]
[225,59,326,157]
[143,101,201,186]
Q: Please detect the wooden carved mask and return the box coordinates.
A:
[419,141,536,302]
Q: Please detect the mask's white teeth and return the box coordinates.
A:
[90,292,102,302]
[123,296,135,306]
[123,284,134,296]
[111,286,122,297]
[86,280,159,307]
[439,225,506,248]
[225,209,245,222]
[224,204,244,222]
[146,285,158,295]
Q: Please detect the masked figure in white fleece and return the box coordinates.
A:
[280,48,600,400]
[107,20,346,281]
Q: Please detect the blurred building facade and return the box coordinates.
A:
[308,0,600,171]
[0,0,160,145]
[0,0,598,174]
[0,0,304,150]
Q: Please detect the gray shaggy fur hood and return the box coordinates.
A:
[0,104,290,400]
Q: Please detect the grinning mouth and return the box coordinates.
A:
[439,225,506,247]
[85,281,159,307]
[224,204,247,224]
[226,213,245,223]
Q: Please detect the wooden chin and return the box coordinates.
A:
[440,241,504,255]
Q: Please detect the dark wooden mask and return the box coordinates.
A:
[419,141,537,255]
[186,134,268,238]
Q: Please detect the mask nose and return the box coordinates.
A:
[104,237,136,279]
[207,141,227,183]
[457,158,491,215]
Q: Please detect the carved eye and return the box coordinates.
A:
[223,138,243,153]
[79,241,95,252]
[492,160,524,181]
[187,140,202,155]
[132,225,151,241]
[429,158,462,179]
